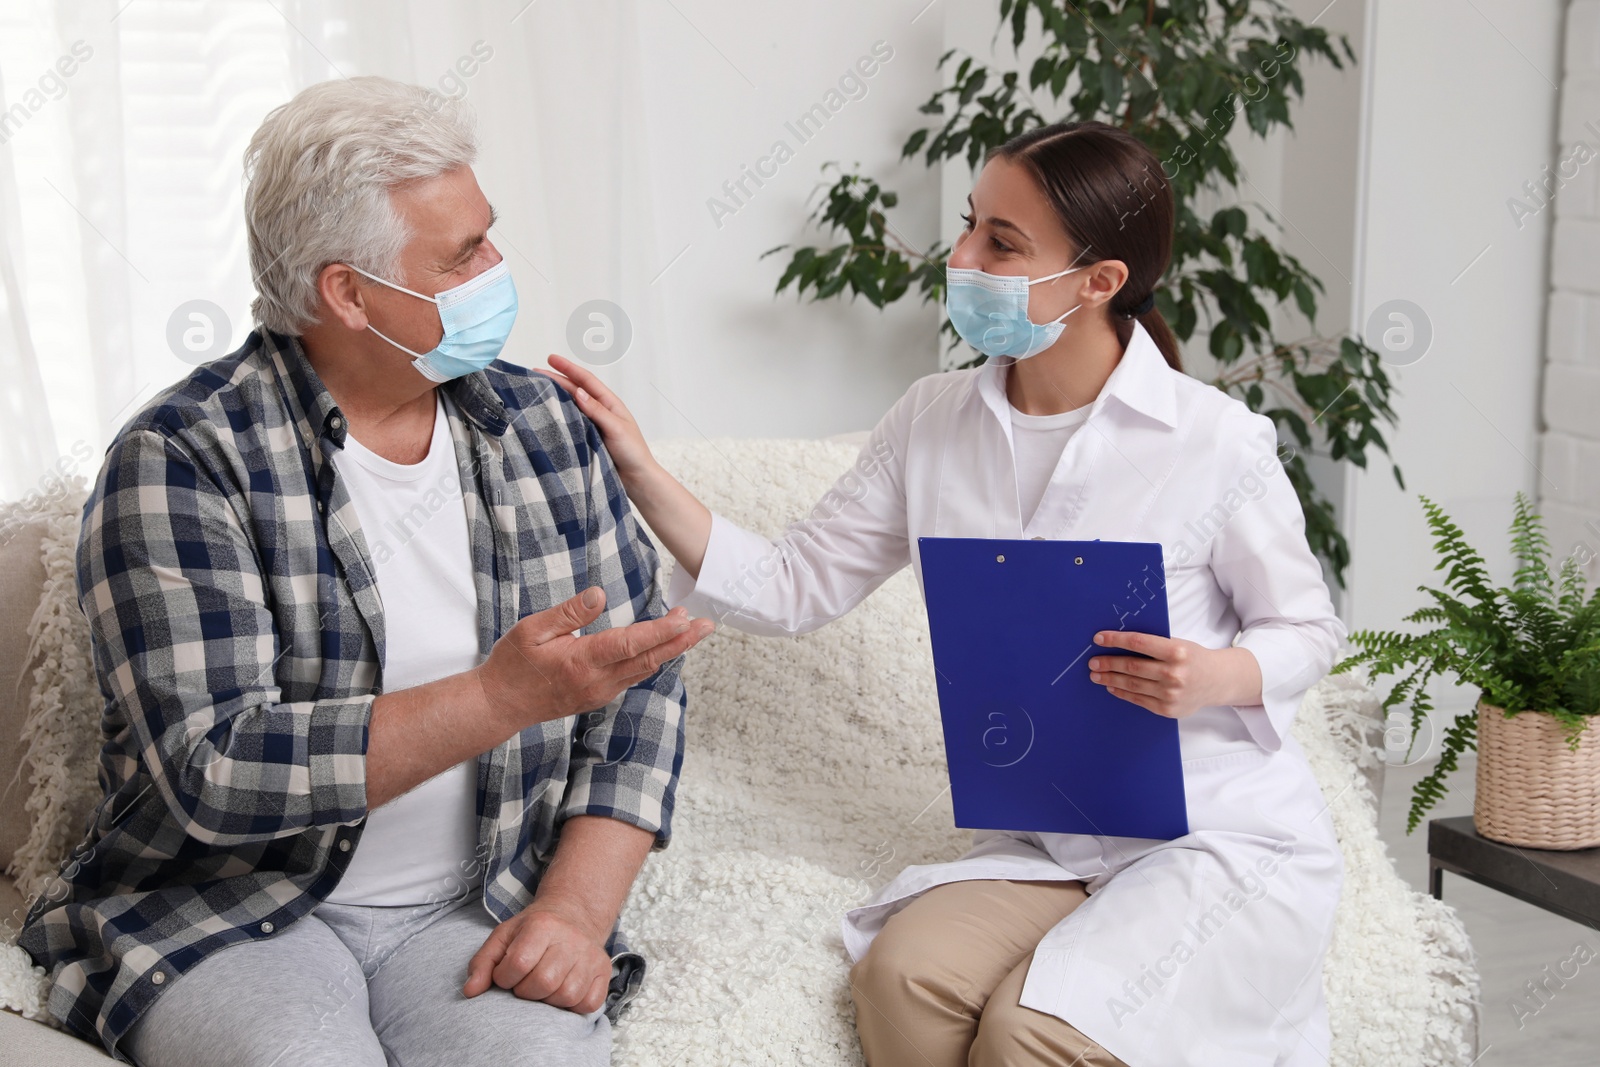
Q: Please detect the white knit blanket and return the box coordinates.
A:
[1,441,1479,1065]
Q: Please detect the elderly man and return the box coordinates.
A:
[16,76,711,1066]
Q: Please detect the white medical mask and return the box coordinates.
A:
[350,260,518,383]
[945,264,1082,360]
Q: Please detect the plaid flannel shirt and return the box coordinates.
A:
[16,328,686,1060]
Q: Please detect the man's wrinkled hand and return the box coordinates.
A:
[463,903,612,1015]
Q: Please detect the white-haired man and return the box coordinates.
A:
[17,77,712,1066]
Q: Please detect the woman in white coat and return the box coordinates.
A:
[540,121,1345,1067]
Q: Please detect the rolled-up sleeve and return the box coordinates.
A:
[1209,415,1347,751]
[77,429,372,847]
[559,420,686,849]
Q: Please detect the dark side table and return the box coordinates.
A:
[1428,816,1600,929]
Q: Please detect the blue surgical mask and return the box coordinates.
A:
[350,259,518,383]
[945,263,1083,360]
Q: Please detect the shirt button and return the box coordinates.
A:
[339,839,352,852]
[1031,536,1045,540]
[260,921,275,934]
[150,971,165,985]
[330,416,343,430]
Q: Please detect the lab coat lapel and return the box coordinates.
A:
[972,350,1105,543]
[930,362,1018,540]
[1023,323,1182,540]
[974,359,1022,539]
[1024,422,1103,540]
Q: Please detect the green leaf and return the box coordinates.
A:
[1209,321,1244,362]
[1100,61,1124,113]
[1030,55,1056,92]
[1212,206,1248,240]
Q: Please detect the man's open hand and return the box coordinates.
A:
[475,586,713,733]
[463,902,612,1015]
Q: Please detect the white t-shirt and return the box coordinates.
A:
[325,394,485,906]
[1009,400,1092,527]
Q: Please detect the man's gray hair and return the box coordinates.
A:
[244,76,478,335]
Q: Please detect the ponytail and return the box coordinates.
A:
[1128,305,1183,373]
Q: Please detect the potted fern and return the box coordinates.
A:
[1334,493,1600,847]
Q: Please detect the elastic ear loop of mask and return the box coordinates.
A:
[1030,265,1084,326]
[348,263,439,360]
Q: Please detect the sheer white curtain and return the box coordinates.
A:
[0,0,662,502]
[0,70,57,501]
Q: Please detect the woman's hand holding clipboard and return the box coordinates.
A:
[1088,629,1263,720]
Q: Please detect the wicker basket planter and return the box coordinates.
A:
[1474,701,1600,850]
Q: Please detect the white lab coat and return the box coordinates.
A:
[666,322,1346,1067]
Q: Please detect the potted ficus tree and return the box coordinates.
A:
[1335,493,1600,847]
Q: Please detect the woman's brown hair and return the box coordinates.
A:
[991,121,1182,372]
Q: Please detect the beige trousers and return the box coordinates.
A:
[848,879,1128,1067]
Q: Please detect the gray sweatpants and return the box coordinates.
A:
[122,888,610,1067]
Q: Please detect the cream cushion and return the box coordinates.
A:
[0,515,49,876]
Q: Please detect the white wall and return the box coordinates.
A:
[1225,0,1369,607]
[1543,0,1600,588]
[1347,0,1564,720]
[628,2,946,443]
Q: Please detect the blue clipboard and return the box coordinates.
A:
[917,537,1189,841]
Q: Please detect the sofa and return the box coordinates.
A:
[1,434,1481,1065]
